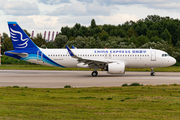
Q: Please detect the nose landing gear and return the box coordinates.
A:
[150,68,156,76]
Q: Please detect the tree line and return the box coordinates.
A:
[1,15,180,64]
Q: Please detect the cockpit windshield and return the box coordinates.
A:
[162,54,170,57]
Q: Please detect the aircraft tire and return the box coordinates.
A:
[150,72,155,76]
[92,71,98,77]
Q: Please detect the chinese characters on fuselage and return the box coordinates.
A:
[94,50,147,54]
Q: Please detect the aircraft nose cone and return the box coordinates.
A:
[171,57,176,65]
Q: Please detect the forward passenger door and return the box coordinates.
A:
[151,51,156,61]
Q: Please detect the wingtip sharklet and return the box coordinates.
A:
[66,45,75,57]
[72,46,75,49]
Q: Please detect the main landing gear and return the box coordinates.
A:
[92,71,98,77]
[91,66,99,77]
[150,68,156,76]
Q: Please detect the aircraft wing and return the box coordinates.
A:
[66,46,117,68]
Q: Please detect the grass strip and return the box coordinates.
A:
[0,85,180,119]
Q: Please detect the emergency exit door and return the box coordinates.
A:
[104,53,112,59]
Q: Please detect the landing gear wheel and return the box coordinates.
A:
[150,68,155,76]
[92,71,98,77]
[150,72,155,76]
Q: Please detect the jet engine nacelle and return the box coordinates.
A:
[107,62,125,74]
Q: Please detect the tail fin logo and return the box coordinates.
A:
[10,27,29,48]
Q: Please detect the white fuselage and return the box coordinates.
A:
[28,48,176,68]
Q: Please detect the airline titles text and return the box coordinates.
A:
[94,50,147,54]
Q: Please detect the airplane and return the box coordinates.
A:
[5,22,176,77]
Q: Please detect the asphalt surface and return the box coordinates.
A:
[0,70,179,88]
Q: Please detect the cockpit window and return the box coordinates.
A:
[162,54,169,57]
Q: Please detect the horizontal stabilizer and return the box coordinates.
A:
[6,52,28,58]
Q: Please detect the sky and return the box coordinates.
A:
[1,0,180,38]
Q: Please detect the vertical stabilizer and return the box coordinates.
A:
[7,22,39,50]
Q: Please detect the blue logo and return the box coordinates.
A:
[10,27,29,49]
